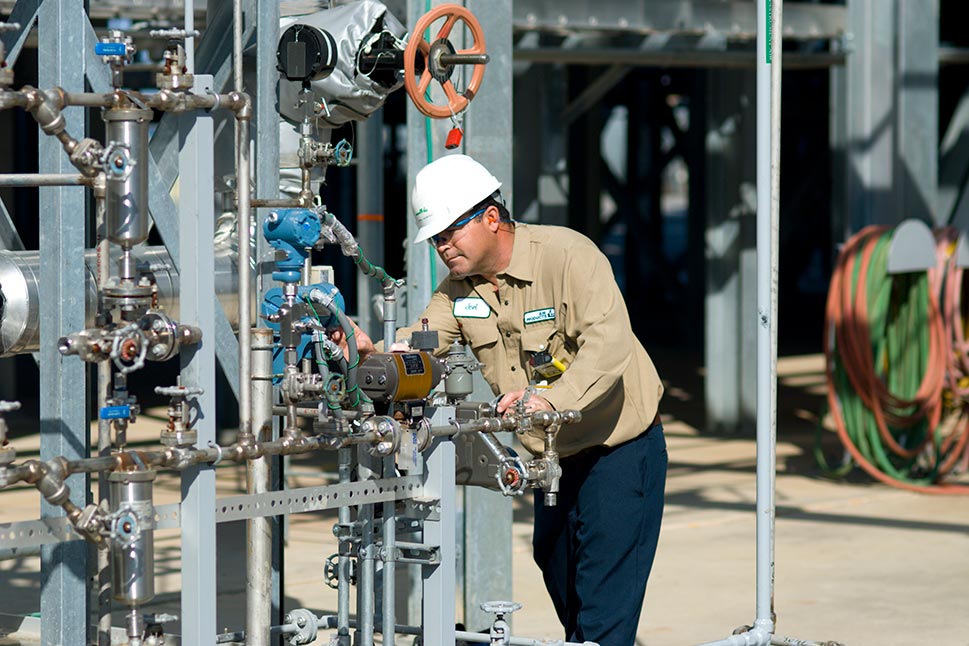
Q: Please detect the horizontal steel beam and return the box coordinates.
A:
[514,47,846,69]
[513,0,845,41]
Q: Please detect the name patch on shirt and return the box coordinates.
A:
[524,307,555,325]
[453,297,491,318]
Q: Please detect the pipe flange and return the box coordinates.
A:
[0,68,13,88]
[0,445,15,466]
[284,608,318,645]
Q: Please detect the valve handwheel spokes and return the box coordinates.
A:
[404,3,488,119]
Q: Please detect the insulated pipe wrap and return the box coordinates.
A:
[0,246,244,356]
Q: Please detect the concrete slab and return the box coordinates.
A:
[1,353,968,645]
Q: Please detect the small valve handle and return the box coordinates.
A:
[149,28,201,41]
[479,600,522,617]
[0,400,22,414]
[154,385,204,399]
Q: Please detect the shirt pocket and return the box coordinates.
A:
[459,319,500,352]
[521,324,564,383]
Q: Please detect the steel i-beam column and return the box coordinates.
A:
[355,115,385,341]
[38,2,89,644]
[704,69,756,433]
[178,74,218,646]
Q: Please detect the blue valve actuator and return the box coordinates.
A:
[95,42,128,57]
[264,209,322,284]
[100,405,131,420]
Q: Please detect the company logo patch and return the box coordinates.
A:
[524,308,555,325]
[453,297,491,318]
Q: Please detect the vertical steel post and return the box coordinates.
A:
[178,73,218,646]
[405,0,449,325]
[37,2,88,644]
[422,424,456,646]
[355,115,384,340]
[462,0,514,631]
[897,0,939,225]
[845,0,895,229]
[704,68,761,435]
[754,0,781,635]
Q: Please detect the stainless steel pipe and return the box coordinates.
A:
[0,246,244,357]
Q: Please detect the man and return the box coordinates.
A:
[353,154,667,646]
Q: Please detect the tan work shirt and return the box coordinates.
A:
[396,223,664,457]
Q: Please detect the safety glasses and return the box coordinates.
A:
[431,208,487,246]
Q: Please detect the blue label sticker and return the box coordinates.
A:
[100,405,131,420]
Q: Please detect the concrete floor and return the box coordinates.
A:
[2,353,968,645]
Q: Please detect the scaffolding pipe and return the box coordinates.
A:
[247,328,274,646]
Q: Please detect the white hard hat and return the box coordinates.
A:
[411,154,502,243]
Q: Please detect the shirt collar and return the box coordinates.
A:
[498,223,534,283]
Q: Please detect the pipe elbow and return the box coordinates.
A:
[229,91,252,119]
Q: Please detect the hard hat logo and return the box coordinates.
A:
[411,154,501,244]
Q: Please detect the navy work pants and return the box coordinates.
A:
[532,423,667,646]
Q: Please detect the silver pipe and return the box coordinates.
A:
[0,173,86,186]
[455,631,592,646]
[233,0,243,94]
[237,112,253,444]
[95,195,113,646]
[755,0,781,640]
[250,198,302,209]
[0,246,243,357]
[247,328,274,646]
[184,0,195,73]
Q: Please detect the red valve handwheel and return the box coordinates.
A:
[403,4,487,119]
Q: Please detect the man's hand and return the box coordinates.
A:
[389,340,412,352]
[497,388,554,415]
[328,318,376,362]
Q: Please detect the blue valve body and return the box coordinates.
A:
[261,283,344,383]
[263,209,322,283]
[95,42,127,57]
[100,405,131,420]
